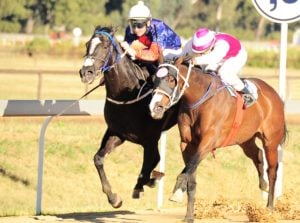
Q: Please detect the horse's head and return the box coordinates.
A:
[149,57,187,119]
[79,26,120,84]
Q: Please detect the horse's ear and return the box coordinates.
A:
[111,25,119,35]
[95,25,101,32]
[175,56,184,66]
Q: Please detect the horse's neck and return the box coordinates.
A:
[104,54,148,100]
[181,66,217,104]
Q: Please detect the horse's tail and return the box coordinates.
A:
[280,121,288,145]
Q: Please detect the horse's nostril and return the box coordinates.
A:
[85,71,95,84]
[154,105,164,113]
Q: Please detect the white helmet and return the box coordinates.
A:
[128,1,152,20]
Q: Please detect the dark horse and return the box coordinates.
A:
[79,26,179,208]
[149,58,287,222]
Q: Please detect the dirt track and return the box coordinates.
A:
[1,208,300,223]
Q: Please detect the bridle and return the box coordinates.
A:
[88,30,126,73]
[153,62,193,109]
[86,30,153,105]
[153,62,228,110]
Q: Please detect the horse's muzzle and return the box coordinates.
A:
[150,103,166,120]
[79,68,95,84]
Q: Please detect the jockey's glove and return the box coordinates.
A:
[121,41,136,60]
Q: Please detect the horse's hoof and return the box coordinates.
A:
[184,217,194,223]
[152,170,165,180]
[259,179,269,192]
[132,189,144,199]
[169,189,184,203]
[146,178,156,188]
[110,195,122,208]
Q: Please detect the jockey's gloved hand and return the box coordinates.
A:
[121,41,136,60]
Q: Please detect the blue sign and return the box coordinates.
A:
[253,0,300,23]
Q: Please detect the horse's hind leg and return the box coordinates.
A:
[132,141,160,198]
[94,129,124,208]
[263,142,279,208]
[240,137,268,192]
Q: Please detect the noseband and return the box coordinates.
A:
[153,63,193,108]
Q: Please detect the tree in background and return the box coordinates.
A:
[0,0,27,33]
[0,0,299,41]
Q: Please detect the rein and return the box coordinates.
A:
[155,63,227,110]
[185,79,226,110]
[49,82,102,118]
[106,83,153,105]
[94,30,151,105]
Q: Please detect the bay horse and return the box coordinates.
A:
[149,57,287,222]
[79,26,179,209]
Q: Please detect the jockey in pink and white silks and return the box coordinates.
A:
[182,28,256,107]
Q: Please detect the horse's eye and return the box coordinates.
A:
[168,76,175,82]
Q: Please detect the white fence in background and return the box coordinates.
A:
[0,100,104,116]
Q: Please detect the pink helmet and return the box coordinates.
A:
[192,28,215,53]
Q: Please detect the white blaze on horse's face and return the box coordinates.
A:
[83,37,101,67]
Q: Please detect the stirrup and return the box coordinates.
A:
[242,93,256,108]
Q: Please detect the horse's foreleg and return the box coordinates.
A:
[182,135,214,223]
[94,129,124,208]
[170,164,198,223]
[169,124,191,203]
[170,171,188,203]
[264,145,279,208]
[132,142,160,199]
[185,172,197,223]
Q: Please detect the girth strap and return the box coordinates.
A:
[212,93,244,157]
[221,93,245,147]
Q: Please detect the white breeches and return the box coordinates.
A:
[218,46,247,91]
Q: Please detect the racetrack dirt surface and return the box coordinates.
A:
[1,208,300,223]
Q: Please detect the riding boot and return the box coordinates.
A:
[239,85,256,108]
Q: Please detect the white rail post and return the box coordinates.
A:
[157,131,167,209]
[36,116,53,215]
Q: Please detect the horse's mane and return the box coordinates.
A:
[94,25,119,34]
[174,56,203,72]
[172,56,221,83]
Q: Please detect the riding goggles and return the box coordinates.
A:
[130,20,147,29]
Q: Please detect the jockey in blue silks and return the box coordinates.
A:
[121,1,182,62]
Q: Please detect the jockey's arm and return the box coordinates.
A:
[131,40,161,62]
[193,40,229,67]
